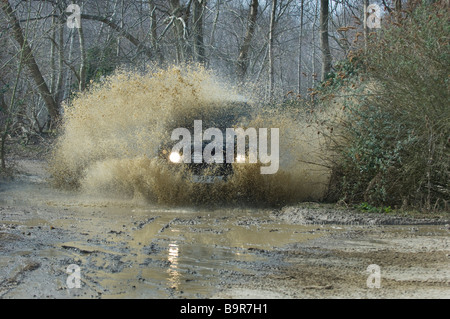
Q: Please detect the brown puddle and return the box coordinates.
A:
[1,177,448,299]
[46,206,333,298]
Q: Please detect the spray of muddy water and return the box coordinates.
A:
[49,66,330,206]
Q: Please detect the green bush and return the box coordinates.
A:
[357,202,392,214]
[327,3,449,212]
[85,42,119,85]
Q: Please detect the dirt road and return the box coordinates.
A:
[0,160,449,299]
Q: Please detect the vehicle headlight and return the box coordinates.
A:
[235,154,246,163]
[169,151,182,163]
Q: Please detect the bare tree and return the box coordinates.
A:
[81,13,154,59]
[169,0,189,64]
[297,0,304,94]
[319,0,331,81]
[149,0,163,64]
[363,0,369,48]
[192,0,206,64]
[236,0,259,82]
[77,1,87,91]
[268,0,277,99]
[1,0,59,120]
[1,1,27,168]
[0,0,393,133]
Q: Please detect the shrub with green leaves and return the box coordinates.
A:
[328,3,449,211]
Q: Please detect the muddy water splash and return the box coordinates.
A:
[49,66,329,206]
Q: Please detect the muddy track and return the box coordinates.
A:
[0,160,449,299]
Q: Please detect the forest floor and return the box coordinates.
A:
[0,148,449,299]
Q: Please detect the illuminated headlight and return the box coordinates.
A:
[169,151,182,163]
[235,154,246,163]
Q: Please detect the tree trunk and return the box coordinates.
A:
[81,14,154,59]
[50,15,57,94]
[0,90,10,169]
[319,0,331,81]
[268,0,277,99]
[55,16,65,105]
[297,0,304,94]
[117,0,124,57]
[1,19,26,169]
[363,0,369,50]
[192,0,206,64]
[1,0,59,120]
[169,0,186,64]
[236,0,258,82]
[207,0,221,68]
[149,0,164,64]
[77,7,87,91]
[63,29,75,103]
[312,1,318,89]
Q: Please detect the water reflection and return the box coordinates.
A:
[167,242,181,289]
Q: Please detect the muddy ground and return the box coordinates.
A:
[0,159,449,299]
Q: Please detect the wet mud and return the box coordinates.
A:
[0,160,449,299]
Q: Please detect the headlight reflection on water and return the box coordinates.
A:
[235,154,246,163]
[167,242,181,289]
